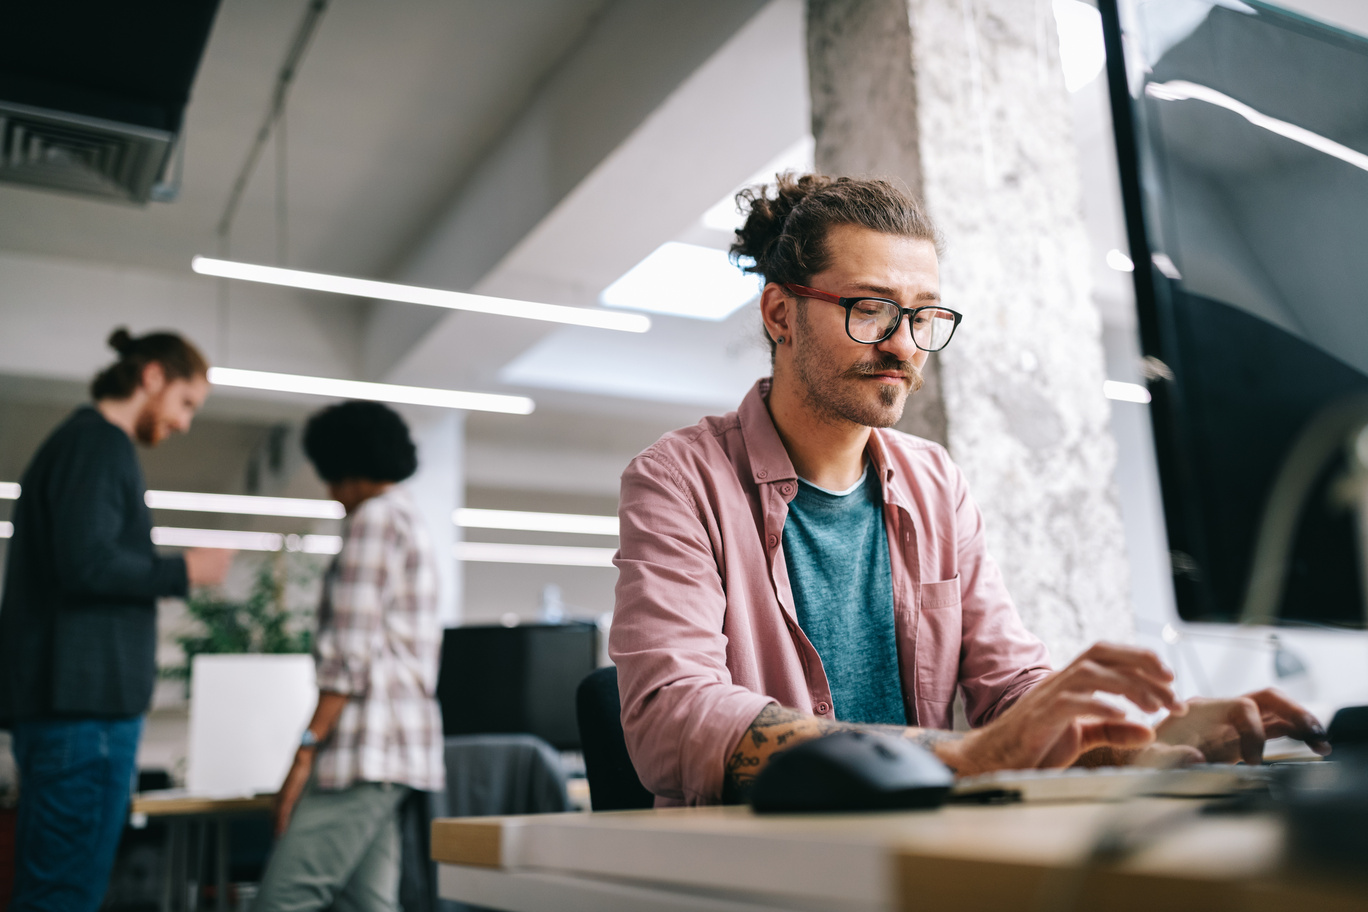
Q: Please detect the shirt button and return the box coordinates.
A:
[767,534,778,549]
[816,701,831,715]
[758,469,768,479]
[780,482,795,496]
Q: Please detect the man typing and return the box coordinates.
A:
[608,174,1328,806]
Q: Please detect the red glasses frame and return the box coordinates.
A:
[781,284,963,350]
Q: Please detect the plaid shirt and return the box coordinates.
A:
[313,487,445,792]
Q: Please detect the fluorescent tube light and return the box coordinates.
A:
[601,242,760,321]
[153,527,285,551]
[1103,380,1152,404]
[0,482,19,499]
[454,508,619,536]
[454,541,616,567]
[1105,249,1135,272]
[289,534,343,555]
[1052,0,1105,92]
[208,367,535,415]
[147,490,344,519]
[0,521,11,539]
[191,256,651,334]
[1146,81,1368,174]
[151,526,343,554]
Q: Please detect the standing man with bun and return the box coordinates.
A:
[0,328,233,912]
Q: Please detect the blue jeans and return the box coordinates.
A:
[10,717,143,912]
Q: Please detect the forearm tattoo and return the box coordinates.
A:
[720,704,964,803]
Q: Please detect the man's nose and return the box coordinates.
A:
[875,313,919,361]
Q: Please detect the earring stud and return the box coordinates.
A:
[776,336,785,344]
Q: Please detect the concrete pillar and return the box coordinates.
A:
[808,0,947,446]
[400,409,464,626]
[806,0,1131,663]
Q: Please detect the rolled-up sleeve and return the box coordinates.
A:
[609,453,774,805]
[314,507,391,696]
[952,465,1053,725]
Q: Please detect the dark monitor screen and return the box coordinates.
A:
[1102,0,1368,626]
[436,623,599,750]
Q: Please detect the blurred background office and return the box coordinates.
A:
[0,0,1366,905]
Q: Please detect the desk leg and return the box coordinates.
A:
[163,819,187,912]
[188,820,203,912]
[160,820,176,912]
[215,819,229,912]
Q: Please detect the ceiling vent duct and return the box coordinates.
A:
[0,101,174,204]
[0,0,221,205]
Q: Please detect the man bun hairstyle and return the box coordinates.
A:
[730,173,943,354]
[303,400,419,484]
[90,327,210,401]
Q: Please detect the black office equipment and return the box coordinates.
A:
[750,731,953,814]
[437,623,598,751]
[0,0,222,203]
[1099,0,1368,628]
[576,666,657,811]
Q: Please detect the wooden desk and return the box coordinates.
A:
[431,801,1368,912]
[131,791,274,912]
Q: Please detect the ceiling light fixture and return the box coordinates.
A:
[701,136,816,233]
[1103,380,1152,404]
[1105,249,1135,272]
[146,490,344,519]
[455,508,618,536]
[0,482,19,499]
[151,526,342,554]
[454,541,616,568]
[601,242,760,321]
[1146,81,1368,174]
[0,521,12,539]
[191,256,652,333]
[208,367,535,415]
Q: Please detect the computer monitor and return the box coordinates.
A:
[436,623,599,750]
[1100,0,1368,626]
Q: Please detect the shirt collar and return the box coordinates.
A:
[740,378,906,500]
[739,378,798,486]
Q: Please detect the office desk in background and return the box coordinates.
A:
[130,791,273,912]
[431,801,1368,912]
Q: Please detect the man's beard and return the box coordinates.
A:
[133,400,164,446]
[793,324,924,429]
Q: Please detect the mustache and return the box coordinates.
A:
[843,355,924,394]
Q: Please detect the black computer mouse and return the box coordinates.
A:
[750,730,954,813]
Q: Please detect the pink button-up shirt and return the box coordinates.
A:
[609,379,1053,805]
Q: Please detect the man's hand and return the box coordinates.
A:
[1153,687,1330,765]
[273,748,314,836]
[185,548,234,587]
[940,642,1184,777]
[722,643,1185,800]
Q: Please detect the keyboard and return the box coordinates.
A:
[950,764,1274,804]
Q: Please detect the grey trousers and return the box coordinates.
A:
[254,782,410,912]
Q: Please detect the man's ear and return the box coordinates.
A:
[759,283,795,346]
[140,361,167,395]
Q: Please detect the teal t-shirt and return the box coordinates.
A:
[782,465,906,725]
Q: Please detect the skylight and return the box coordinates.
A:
[600,242,760,321]
[701,135,815,233]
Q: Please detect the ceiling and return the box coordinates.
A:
[1,0,1362,620]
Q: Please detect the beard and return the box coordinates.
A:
[133,399,165,446]
[792,305,924,429]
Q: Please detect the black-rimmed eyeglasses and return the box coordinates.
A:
[782,283,963,351]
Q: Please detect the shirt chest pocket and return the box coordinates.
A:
[914,577,962,703]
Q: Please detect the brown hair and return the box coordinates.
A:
[90,327,210,401]
[730,173,943,353]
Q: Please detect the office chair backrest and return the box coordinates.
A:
[575,665,656,811]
